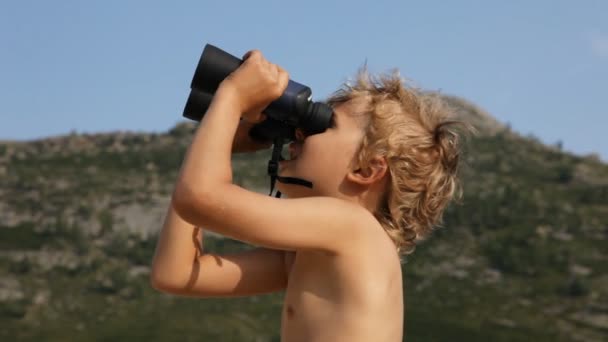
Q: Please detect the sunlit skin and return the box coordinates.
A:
[276,103,404,341]
[150,50,404,341]
[277,102,386,207]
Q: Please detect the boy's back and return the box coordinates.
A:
[281,213,403,341]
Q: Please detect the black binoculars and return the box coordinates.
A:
[182,44,334,143]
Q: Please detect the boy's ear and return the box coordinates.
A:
[346,156,388,186]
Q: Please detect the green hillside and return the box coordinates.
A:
[0,95,606,341]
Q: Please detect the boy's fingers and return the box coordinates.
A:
[241,51,252,62]
[242,49,260,61]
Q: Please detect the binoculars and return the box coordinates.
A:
[182,44,334,143]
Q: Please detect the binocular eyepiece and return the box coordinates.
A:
[183,44,334,143]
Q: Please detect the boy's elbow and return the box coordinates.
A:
[149,262,179,292]
[172,183,216,225]
[149,275,164,292]
[149,270,171,292]
[172,182,197,212]
[149,271,183,294]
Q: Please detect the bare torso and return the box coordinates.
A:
[280,219,404,342]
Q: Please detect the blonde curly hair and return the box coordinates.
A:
[326,68,471,256]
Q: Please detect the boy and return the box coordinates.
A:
[150,50,466,341]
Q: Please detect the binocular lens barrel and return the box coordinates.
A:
[190,45,242,93]
[183,44,334,142]
[183,89,213,122]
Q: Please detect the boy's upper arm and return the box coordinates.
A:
[173,184,370,254]
[153,247,288,298]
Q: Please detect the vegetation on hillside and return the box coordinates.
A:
[1,96,606,341]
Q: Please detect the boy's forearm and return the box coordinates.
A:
[174,86,241,198]
[151,86,242,288]
[150,199,204,288]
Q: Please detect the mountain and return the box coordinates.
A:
[1,94,607,341]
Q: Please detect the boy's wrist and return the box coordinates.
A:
[216,81,244,118]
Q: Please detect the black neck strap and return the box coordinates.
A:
[267,137,313,198]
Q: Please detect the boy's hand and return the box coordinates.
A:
[219,49,290,123]
[232,118,273,153]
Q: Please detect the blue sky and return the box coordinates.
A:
[1,0,607,161]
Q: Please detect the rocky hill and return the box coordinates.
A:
[1,95,607,341]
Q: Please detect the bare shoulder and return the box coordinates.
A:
[337,205,396,255]
[319,198,385,254]
[332,210,401,281]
